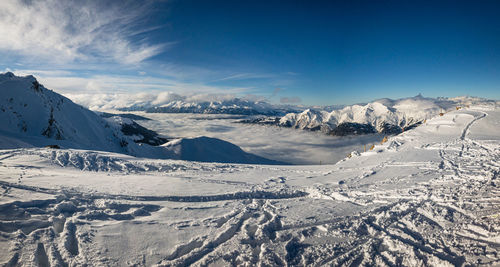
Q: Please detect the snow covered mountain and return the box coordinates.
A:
[140,98,298,115]
[0,72,137,153]
[0,72,284,164]
[103,116,168,146]
[277,95,498,135]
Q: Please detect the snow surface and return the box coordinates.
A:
[0,105,499,266]
[161,137,286,165]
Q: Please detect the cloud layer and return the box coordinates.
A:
[0,0,166,65]
[64,91,255,111]
[139,113,384,165]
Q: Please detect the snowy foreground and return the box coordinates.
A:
[0,106,499,266]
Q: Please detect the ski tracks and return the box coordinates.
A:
[156,199,290,266]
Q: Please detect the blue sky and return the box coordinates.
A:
[1,0,499,105]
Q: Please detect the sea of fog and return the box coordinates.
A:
[133,112,384,165]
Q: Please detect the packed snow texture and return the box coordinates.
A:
[0,104,499,266]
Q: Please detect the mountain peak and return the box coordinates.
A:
[4,71,15,78]
[1,72,37,84]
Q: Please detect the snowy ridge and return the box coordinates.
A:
[104,115,168,146]
[278,94,499,135]
[0,72,133,153]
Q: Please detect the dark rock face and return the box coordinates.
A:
[120,121,168,146]
[32,81,41,92]
[238,115,425,137]
[99,112,151,121]
[378,122,403,135]
[41,108,64,140]
[308,125,322,131]
[329,122,377,136]
[402,121,423,132]
[236,117,281,125]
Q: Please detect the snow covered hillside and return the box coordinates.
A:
[271,95,499,136]
[0,105,498,266]
[0,72,134,153]
[161,136,287,165]
[0,72,285,164]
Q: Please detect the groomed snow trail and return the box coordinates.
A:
[0,107,499,266]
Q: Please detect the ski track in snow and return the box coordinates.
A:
[0,108,499,266]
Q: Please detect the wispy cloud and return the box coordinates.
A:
[10,69,249,94]
[0,0,298,101]
[212,73,274,82]
[280,96,302,104]
[0,0,167,65]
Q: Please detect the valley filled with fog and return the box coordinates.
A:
[134,112,384,165]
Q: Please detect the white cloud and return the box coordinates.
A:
[8,68,250,94]
[11,69,255,110]
[151,92,183,106]
[0,0,166,65]
[64,92,252,111]
[0,1,298,102]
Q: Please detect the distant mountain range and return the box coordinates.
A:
[65,91,303,116]
[239,95,499,136]
[120,98,300,116]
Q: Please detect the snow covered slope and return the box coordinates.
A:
[278,95,499,135]
[162,136,287,165]
[0,105,498,266]
[0,72,134,153]
[104,116,168,146]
